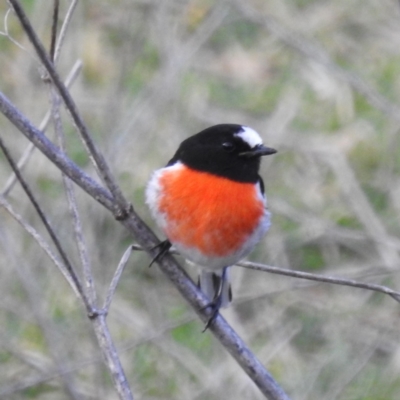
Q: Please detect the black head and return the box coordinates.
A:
[167,124,277,183]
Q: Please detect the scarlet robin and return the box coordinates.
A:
[146,124,276,328]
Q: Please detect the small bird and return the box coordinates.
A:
[146,124,276,328]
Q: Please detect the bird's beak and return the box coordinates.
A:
[239,144,277,158]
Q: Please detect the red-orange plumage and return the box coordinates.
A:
[158,165,264,257]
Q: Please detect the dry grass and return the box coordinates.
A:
[1,0,400,399]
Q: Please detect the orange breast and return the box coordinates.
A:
[158,166,264,257]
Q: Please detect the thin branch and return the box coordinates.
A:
[0,6,27,51]
[2,143,36,197]
[103,245,133,314]
[49,0,59,62]
[0,136,93,315]
[9,0,129,216]
[0,194,80,296]
[53,0,79,64]
[238,261,400,303]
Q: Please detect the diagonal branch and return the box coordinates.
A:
[49,0,59,62]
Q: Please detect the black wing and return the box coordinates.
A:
[257,175,265,197]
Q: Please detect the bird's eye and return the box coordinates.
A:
[222,142,235,152]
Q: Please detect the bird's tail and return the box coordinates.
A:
[198,267,232,308]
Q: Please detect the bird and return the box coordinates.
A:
[145,124,276,328]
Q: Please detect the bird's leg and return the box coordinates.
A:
[202,266,229,331]
[148,240,172,267]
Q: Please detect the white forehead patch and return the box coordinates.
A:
[235,126,263,148]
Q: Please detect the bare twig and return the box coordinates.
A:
[0,6,27,51]
[49,0,59,62]
[53,0,79,64]
[103,245,133,314]
[0,194,79,296]
[238,261,400,302]
[2,143,37,197]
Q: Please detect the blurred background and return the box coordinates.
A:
[1,0,400,399]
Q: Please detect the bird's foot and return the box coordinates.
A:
[201,294,224,332]
[201,266,229,331]
[148,240,172,267]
